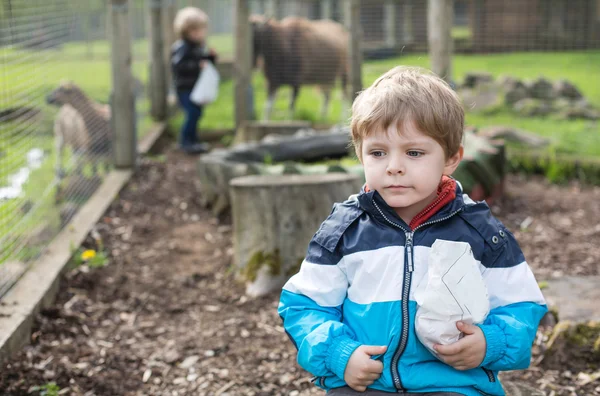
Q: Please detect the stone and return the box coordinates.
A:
[458,84,502,112]
[504,85,529,106]
[552,97,572,112]
[462,72,494,88]
[513,98,553,116]
[527,77,556,100]
[498,75,525,91]
[542,276,600,322]
[553,79,583,99]
[163,349,182,364]
[179,355,200,369]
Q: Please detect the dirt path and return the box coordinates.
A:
[1,149,599,396]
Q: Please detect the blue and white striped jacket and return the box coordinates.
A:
[278,183,547,396]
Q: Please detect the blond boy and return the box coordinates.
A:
[279,66,547,395]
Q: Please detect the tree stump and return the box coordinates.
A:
[230,173,362,297]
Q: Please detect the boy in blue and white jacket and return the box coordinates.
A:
[278,67,547,396]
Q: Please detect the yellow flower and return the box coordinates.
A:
[81,249,97,261]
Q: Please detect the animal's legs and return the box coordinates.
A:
[264,85,277,121]
[339,74,351,122]
[289,86,300,119]
[321,88,331,120]
[54,133,65,200]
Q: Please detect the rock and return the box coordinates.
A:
[552,97,572,112]
[513,98,553,116]
[504,85,529,106]
[163,349,182,364]
[558,107,600,120]
[527,77,556,100]
[458,84,502,111]
[279,373,294,386]
[463,72,494,88]
[498,75,525,91]
[179,355,200,369]
[572,98,591,110]
[477,126,550,149]
[553,79,583,99]
[542,276,600,322]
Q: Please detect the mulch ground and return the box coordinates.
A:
[1,148,599,396]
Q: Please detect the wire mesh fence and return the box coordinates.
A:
[1,0,598,298]
[0,0,156,297]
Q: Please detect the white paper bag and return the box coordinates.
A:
[414,239,490,356]
[190,62,220,105]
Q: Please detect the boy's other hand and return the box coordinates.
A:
[433,321,487,371]
[344,345,386,392]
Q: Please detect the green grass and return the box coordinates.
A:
[58,33,235,61]
[0,44,155,268]
[1,43,599,269]
[201,51,600,158]
[452,26,472,40]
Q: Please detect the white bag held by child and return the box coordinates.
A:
[190,61,220,105]
[414,239,490,357]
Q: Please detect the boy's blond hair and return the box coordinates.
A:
[351,66,464,160]
[174,7,209,39]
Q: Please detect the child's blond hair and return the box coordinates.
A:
[174,7,209,39]
[351,66,464,160]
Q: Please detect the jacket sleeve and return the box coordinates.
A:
[278,238,360,380]
[477,226,548,371]
[170,44,188,77]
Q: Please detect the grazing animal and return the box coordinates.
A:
[250,15,350,121]
[46,82,112,197]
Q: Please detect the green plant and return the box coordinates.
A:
[71,248,109,268]
[29,382,60,396]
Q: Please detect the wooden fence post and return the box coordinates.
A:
[403,0,414,44]
[110,0,136,169]
[384,0,397,48]
[149,0,168,120]
[428,0,454,84]
[345,0,363,99]
[320,0,332,19]
[265,0,279,18]
[163,0,177,93]
[234,0,252,131]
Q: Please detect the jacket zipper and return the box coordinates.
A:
[482,368,495,382]
[373,199,463,392]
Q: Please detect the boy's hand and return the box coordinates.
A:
[434,322,487,371]
[344,345,386,392]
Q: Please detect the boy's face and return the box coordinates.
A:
[186,26,207,43]
[360,120,463,223]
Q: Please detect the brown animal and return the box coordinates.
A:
[250,15,350,121]
[46,82,112,197]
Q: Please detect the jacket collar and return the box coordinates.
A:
[357,178,465,232]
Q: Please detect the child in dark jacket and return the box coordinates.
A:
[171,7,217,154]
